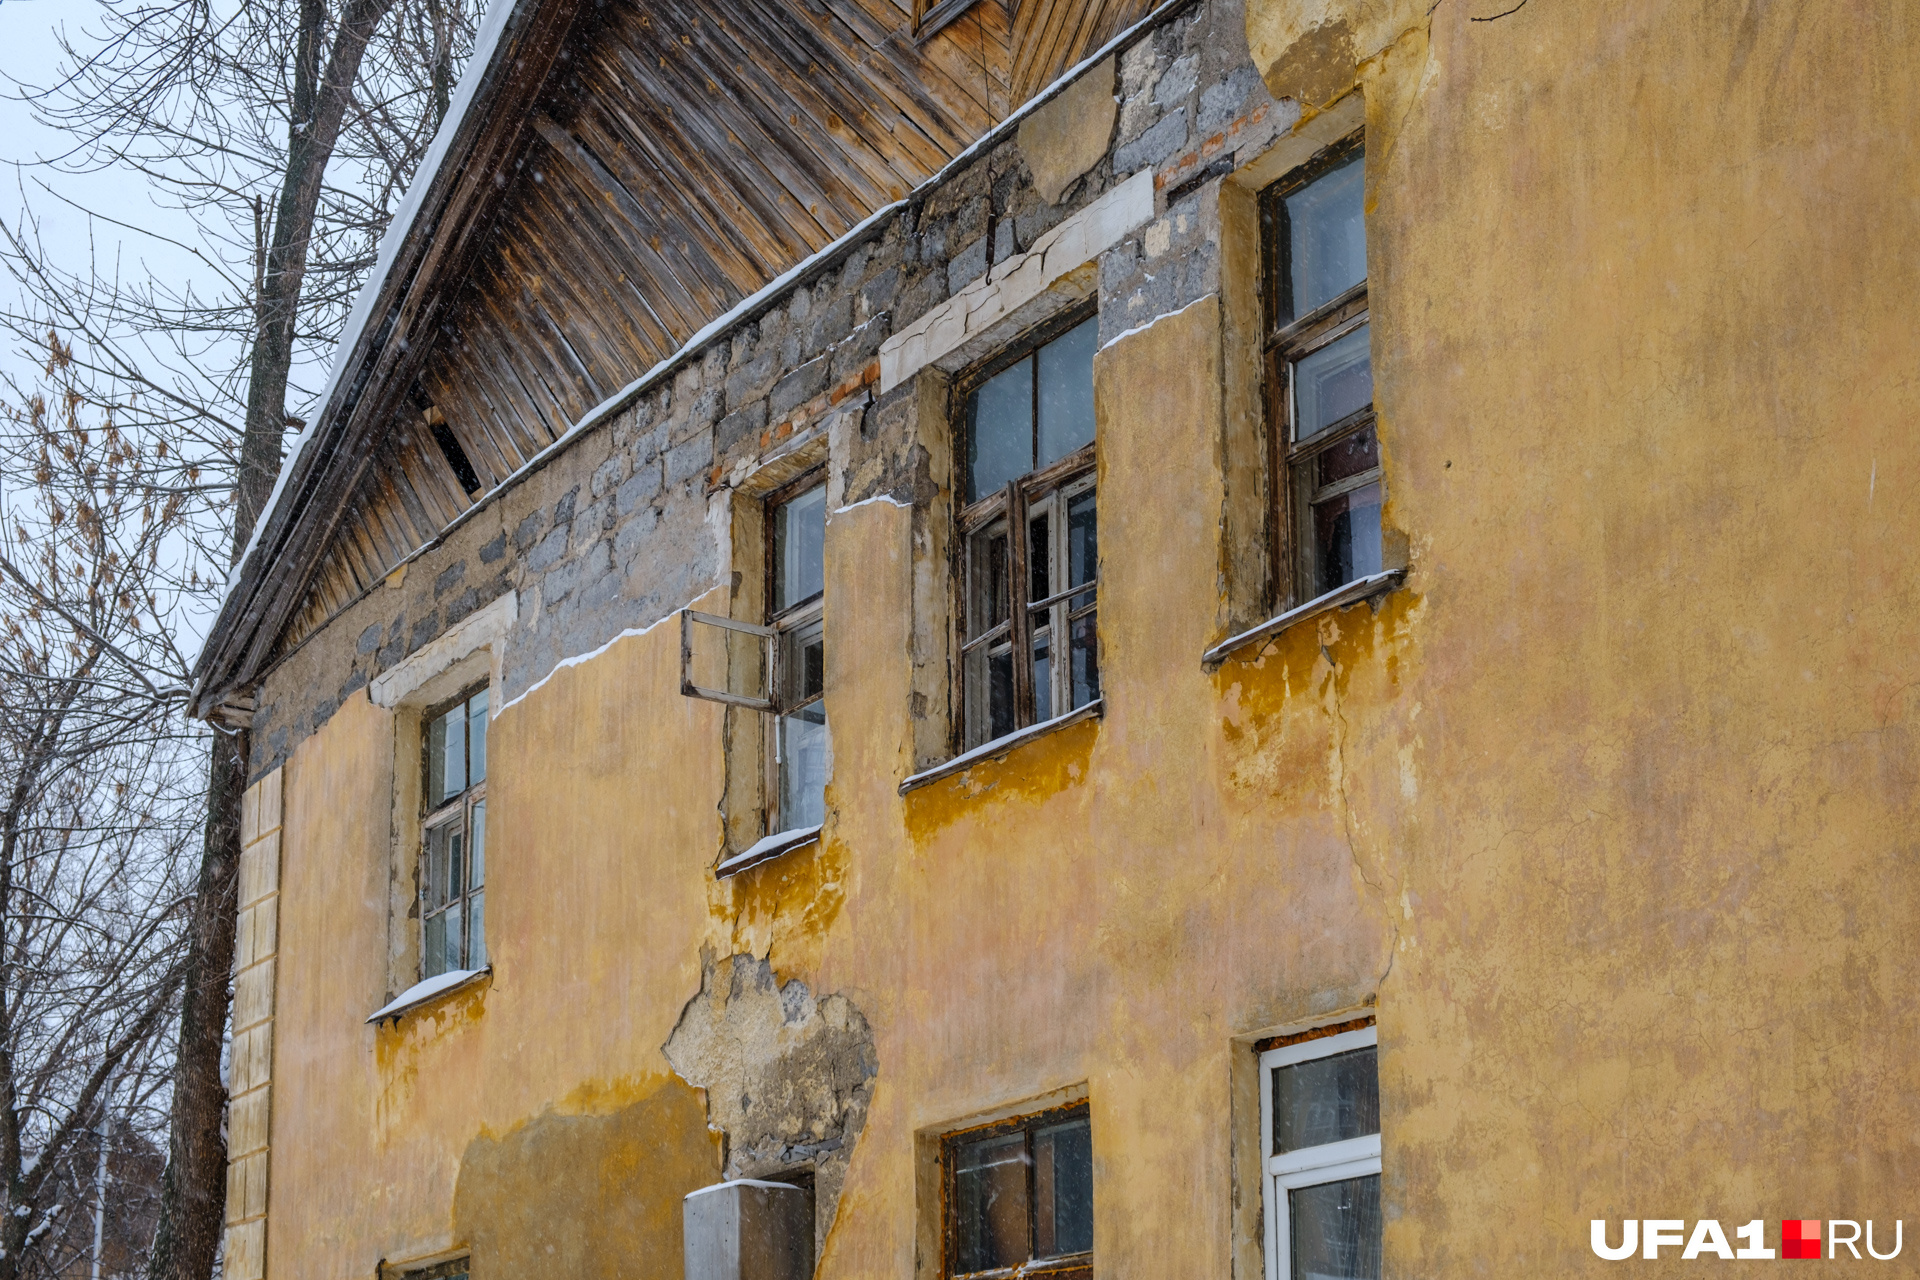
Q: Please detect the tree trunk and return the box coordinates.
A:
[149,1,398,1273]
[238,0,400,549]
[144,730,244,1280]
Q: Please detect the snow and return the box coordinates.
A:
[831,493,910,516]
[492,602,682,717]
[1200,570,1404,665]
[1099,292,1218,352]
[685,1178,809,1201]
[899,699,1104,791]
[715,825,823,878]
[201,0,536,659]
[207,0,1186,668]
[365,966,489,1024]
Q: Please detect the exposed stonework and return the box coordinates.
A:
[247,0,1284,784]
[663,951,879,1261]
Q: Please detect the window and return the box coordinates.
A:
[1262,138,1379,609]
[944,1103,1092,1280]
[678,467,831,859]
[392,1260,469,1280]
[767,476,828,833]
[422,686,487,978]
[958,312,1100,750]
[1258,1024,1381,1280]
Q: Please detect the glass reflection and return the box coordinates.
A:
[968,362,1034,502]
[1290,1174,1381,1280]
[1272,1047,1380,1154]
[1037,316,1097,466]
[1294,324,1373,442]
[952,1133,1028,1274]
[1284,150,1367,322]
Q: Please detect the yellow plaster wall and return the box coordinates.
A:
[1264,0,1920,1270]
[259,2,1920,1274]
[260,298,1394,1279]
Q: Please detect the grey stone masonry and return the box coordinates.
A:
[247,0,1298,780]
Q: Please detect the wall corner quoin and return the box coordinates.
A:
[227,765,285,1275]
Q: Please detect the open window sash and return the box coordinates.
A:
[679,608,792,714]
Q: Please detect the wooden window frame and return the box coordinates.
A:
[1257,1022,1381,1280]
[1260,134,1377,614]
[419,682,487,978]
[941,1101,1093,1280]
[763,468,828,836]
[953,304,1101,753]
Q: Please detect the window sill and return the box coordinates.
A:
[716,825,822,879]
[899,699,1104,795]
[1200,569,1406,670]
[366,966,491,1026]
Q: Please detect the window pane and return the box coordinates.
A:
[1312,482,1383,596]
[1028,510,1051,606]
[1289,1175,1381,1280]
[1033,1117,1093,1258]
[469,801,486,890]
[968,526,1011,639]
[424,910,449,980]
[988,648,1015,742]
[1070,612,1099,710]
[1317,425,1378,489]
[447,828,465,899]
[773,484,827,612]
[1066,491,1096,594]
[1293,324,1373,442]
[467,891,486,970]
[467,691,488,786]
[781,616,826,709]
[1273,1046,1380,1154]
[1284,150,1366,322]
[1037,316,1097,467]
[967,359,1034,503]
[426,823,453,909]
[952,1133,1029,1274]
[427,709,450,805]
[778,704,829,831]
[441,901,464,975]
[1032,629,1052,723]
[437,705,467,806]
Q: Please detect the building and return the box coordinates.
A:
[189,0,1920,1275]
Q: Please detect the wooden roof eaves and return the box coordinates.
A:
[193,0,1197,717]
[189,0,586,716]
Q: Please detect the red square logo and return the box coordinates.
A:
[1782,1219,1822,1259]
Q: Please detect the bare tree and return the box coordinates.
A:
[0,0,482,1272]
[0,337,202,1279]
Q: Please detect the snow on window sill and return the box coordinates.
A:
[1200,569,1406,670]
[899,698,1104,796]
[366,966,491,1026]
[715,825,823,879]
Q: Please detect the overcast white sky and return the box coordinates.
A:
[0,0,221,376]
[0,0,239,660]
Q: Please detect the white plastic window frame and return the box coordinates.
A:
[1257,1025,1382,1280]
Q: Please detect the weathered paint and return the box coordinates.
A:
[249,0,1920,1275]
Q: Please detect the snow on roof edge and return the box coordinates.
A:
[195,0,531,670]
[199,0,1190,683]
